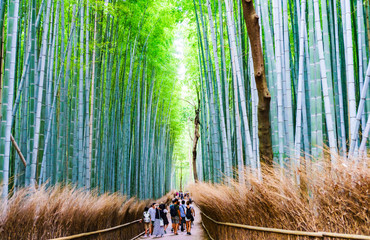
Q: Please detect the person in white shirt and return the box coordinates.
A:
[142,207,151,237]
[148,203,156,235]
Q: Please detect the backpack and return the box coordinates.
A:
[186,207,192,219]
[143,211,150,223]
[170,204,177,217]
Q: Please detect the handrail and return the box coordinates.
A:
[201,221,215,240]
[49,219,143,240]
[130,231,146,240]
[200,212,370,240]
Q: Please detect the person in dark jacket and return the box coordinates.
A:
[153,204,166,237]
[159,204,169,233]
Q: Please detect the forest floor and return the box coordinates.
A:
[140,205,207,240]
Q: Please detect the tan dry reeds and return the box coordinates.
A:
[189,157,370,240]
[0,186,174,240]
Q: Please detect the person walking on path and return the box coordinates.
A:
[160,204,169,234]
[189,199,195,227]
[179,200,186,232]
[148,203,156,235]
[141,207,151,237]
[185,201,195,235]
[152,204,165,237]
[170,199,182,235]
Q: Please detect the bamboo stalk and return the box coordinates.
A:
[313,0,337,159]
[10,134,26,166]
[1,0,20,197]
[294,0,307,167]
[206,0,231,179]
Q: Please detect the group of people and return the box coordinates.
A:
[170,198,195,235]
[175,191,190,199]
[141,192,195,238]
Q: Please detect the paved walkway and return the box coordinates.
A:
[140,205,207,240]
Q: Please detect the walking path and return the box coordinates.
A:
[140,205,207,240]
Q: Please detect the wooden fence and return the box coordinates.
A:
[201,212,370,240]
[49,219,144,240]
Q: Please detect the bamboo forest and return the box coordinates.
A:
[0,0,369,239]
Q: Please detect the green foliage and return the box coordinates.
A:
[0,0,197,199]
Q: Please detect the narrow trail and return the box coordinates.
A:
[140,205,207,240]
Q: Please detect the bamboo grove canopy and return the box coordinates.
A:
[0,0,186,199]
[1,0,370,199]
[188,0,370,182]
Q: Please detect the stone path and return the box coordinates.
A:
[140,205,207,240]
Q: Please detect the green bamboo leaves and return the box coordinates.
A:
[0,0,180,199]
[1,0,369,197]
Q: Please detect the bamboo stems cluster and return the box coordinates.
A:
[192,0,370,182]
[0,0,179,199]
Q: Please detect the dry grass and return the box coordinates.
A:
[0,186,174,239]
[189,157,370,240]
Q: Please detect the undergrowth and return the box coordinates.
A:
[0,186,174,239]
[190,157,369,239]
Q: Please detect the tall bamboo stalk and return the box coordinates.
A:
[0,0,20,197]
